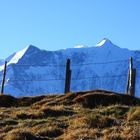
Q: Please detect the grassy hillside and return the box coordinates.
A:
[0,90,140,140]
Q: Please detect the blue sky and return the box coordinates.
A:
[0,0,140,58]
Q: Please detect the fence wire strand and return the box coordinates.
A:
[5,59,129,67]
[71,74,127,81]
[0,59,130,92]
[71,59,129,67]
[4,74,128,82]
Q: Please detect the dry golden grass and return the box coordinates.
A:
[0,90,140,140]
[127,107,140,122]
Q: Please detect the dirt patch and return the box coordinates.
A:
[41,108,74,117]
[73,92,140,108]
[17,95,46,106]
[0,95,46,107]
[0,119,18,127]
[0,95,18,107]
[37,128,63,138]
[3,130,39,140]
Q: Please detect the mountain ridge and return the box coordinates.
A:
[0,38,132,65]
[0,38,140,97]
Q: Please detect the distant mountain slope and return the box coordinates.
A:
[0,38,140,97]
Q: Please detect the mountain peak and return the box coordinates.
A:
[7,45,39,65]
[7,46,29,65]
[26,44,39,50]
[95,38,113,47]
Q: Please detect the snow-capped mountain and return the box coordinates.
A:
[0,59,4,65]
[1,38,140,97]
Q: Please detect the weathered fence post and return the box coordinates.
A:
[64,59,71,94]
[1,61,7,95]
[130,68,136,96]
[126,70,130,95]
[126,57,136,96]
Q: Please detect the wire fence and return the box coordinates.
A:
[2,75,128,82]
[4,59,129,81]
[10,59,129,67]
[0,58,136,95]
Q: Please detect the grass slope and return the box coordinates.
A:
[0,90,140,140]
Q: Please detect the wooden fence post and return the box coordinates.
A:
[1,61,7,95]
[126,70,130,95]
[64,59,71,94]
[126,57,136,96]
[130,68,136,96]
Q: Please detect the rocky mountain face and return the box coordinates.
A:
[0,38,140,97]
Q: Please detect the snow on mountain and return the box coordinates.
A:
[74,45,87,48]
[0,59,4,65]
[0,38,140,97]
[95,38,112,47]
[7,46,29,65]
[0,59,5,71]
[0,46,30,71]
